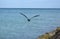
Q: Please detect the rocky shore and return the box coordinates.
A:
[37,27,60,39]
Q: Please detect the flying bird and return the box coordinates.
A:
[20,13,40,22]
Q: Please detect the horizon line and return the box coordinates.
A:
[0,7,60,8]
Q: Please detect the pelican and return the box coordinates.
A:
[20,13,40,22]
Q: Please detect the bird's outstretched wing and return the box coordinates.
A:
[20,13,28,19]
[30,15,40,20]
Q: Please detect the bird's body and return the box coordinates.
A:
[20,13,40,22]
[27,19,30,22]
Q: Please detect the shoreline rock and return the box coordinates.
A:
[37,27,60,39]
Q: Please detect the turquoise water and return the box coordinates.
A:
[0,8,60,39]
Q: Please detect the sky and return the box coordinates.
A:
[0,0,60,8]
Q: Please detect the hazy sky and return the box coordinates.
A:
[0,0,60,8]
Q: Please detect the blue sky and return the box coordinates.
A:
[0,0,60,8]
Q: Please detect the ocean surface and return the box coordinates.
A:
[0,8,60,39]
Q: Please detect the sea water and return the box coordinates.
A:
[0,8,60,39]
